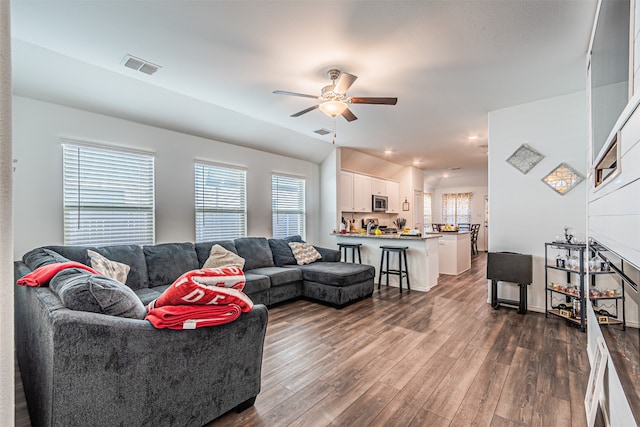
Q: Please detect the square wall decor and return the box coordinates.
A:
[542,163,584,195]
[506,144,545,174]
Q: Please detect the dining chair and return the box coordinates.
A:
[471,224,481,255]
[432,223,442,232]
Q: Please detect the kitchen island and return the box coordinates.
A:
[426,231,471,275]
[330,233,441,292]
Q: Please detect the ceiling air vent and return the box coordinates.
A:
[122,54,161,75]
[314,128,331,135]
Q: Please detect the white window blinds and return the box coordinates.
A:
[272,174,305,239]
[63,142,155,246]
[195,162,247,242]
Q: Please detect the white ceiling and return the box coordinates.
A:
[10,0,597,186]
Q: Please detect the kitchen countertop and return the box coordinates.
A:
[331,232,441,240]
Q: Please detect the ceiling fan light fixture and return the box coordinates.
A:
[319,100,348,117]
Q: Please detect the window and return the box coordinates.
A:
[441,193,472,226]
[63,141,155,246]
[195,162,247,242]
[423,193,432,234]
[272,174,305,239]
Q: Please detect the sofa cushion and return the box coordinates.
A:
[22,248,70,270]
[268,235,304,266]
[143,242,199,287]
[194,240,238,267]
[288,242,322,265]
[234,237,275,271]
[203,244,245,269]
[243,273,271,294]
[87,250,130,284]
[286,262,375,287]
[50,268,146,319]
[45,244,149,290]
[247,267,302,287]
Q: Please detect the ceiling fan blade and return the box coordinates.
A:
[273,90,319,99]
[349,97,398,105]
[341,108,358,122]
[333,72,357,94]
[290,104,319,117]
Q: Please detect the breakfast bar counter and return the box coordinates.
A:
[331,233,441,292]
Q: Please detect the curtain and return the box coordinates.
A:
[441,193,472,225]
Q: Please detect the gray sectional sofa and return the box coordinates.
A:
[14,235,375,427]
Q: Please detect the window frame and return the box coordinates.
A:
[62,139,156,246]
[272,173,306,240]
[194,161,247,242]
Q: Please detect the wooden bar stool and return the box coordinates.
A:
[378,246,410,293]
[337,243,362,264]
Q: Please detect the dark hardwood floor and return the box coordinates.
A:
[15,253,598,426]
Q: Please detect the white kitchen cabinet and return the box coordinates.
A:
[339,171,355,211]
[386,180,400,213]
[353,173,372,212]
[371,178,386,196]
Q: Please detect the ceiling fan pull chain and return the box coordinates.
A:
[332,118,337,145]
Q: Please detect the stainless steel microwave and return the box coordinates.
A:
[372,195,388,212]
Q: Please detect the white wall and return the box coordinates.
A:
[0,0,14,424]
[488,91,588,313]
[432,185,488,252]
[12,97,322,259]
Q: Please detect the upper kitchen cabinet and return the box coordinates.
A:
[386,181,400,213]
[339,171,355,212]
[353,174,372,212]
[340,171,372,213]
[371,178,386,196]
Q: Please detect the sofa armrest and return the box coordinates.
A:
[314,246,341,262]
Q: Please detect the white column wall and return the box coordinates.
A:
[0,0,14,424]
[488,91,587,312]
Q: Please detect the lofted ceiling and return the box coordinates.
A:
[10,0,597,187]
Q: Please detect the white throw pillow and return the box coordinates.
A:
[203,244,246,269]
[288,242,322,265]
[87,249,130,284]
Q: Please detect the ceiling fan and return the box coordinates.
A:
[273,69,397,122]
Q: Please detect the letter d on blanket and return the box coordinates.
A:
[182,288,205,303]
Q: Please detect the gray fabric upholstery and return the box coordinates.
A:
[14,276,268,427]
[22,248,70,270]
[243,273,271,294]
[194,240,238,267]
[50,268,146,319]
[247,266,302,287]
[235,237,275,271]
[314,246,341,262]
[143,242,199,287]
[268,282,303,305]
[268,235,304,266]
[302,279,374,307]
[287,262,375,287]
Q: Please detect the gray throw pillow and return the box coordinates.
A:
[50,268,146,319]
[268,235,304,267]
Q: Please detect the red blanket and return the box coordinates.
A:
[145,304,241,330]
[17,262,101,287]
[147,268,253,313]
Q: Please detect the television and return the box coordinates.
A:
[589,0,631,162]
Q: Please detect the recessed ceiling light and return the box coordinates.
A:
[468,135,479,140]
[384,149,393,155]
[413,160,421,166]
